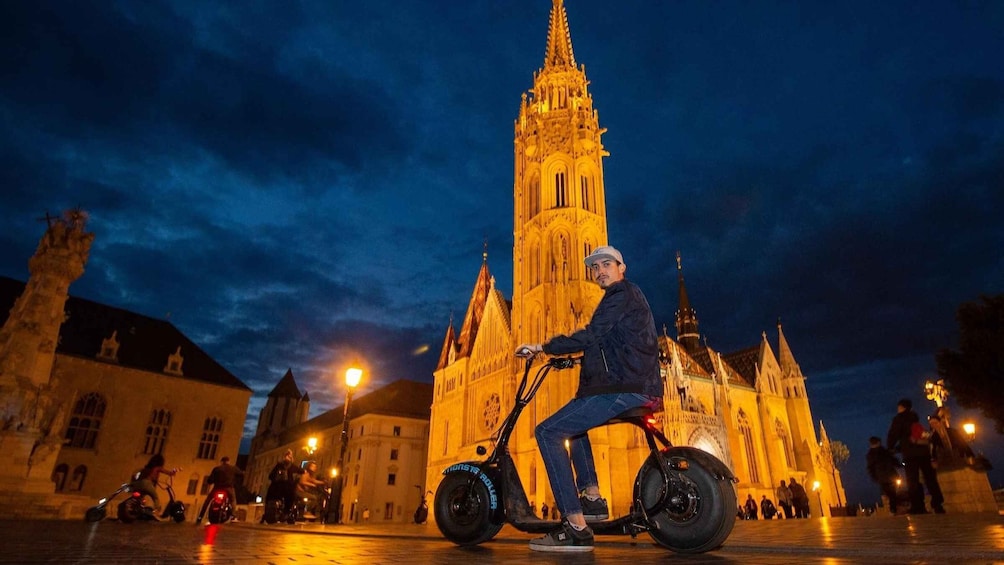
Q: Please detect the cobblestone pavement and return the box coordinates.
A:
[1,513,1002,564]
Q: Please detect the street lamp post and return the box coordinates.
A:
[330,367,362,524]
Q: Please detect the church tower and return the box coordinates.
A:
[512,0,609,350]
[674,252,701,353]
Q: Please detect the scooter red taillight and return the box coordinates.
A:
[215,492,226,502]
[131,492,142,499]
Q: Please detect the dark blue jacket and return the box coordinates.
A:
[543,279,663,398]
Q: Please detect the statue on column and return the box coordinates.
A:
[0,209,93,489]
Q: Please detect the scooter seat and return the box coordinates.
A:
[605,405,653,425]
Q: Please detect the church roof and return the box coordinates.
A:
[0,276,251,392]
[274,379,433,445]
[456,259,492,358]
[721,346,759,387]
[269,368,303,399]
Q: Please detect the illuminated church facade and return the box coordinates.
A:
[426,0,844,518]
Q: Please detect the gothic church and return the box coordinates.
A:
[426,0,844,518]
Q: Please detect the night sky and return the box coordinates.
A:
[2,1,1002,505]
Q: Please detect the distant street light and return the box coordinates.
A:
[330,367,363,524]
[305,436,318,456]
[962,422,976,444]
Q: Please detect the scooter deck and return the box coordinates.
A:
[511,514,644,536]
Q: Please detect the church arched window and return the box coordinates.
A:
[775,420,795,469]
[738,410,760,484]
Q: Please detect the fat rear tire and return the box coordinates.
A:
[639,451,737,553]
[434,472,502,546]
[117,500,139,523]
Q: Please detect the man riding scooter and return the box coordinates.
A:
[196,455,243,524]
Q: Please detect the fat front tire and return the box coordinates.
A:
[85,506,106,522]
[433,472,502,546]
[639,451,737,553]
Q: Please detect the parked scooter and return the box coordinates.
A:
[85,473,186,523]
[414,489,432,524]
[434,353,738,553]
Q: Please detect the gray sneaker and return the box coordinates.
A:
[529,521,594,552]
[579,495,608,521]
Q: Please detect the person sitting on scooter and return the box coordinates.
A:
[129,454,178,521]
[295,461,326,519]
[196,455,243,524]
[263,449,299,524]
[516,245,663,553]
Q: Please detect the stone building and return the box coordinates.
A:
[0,211,252,518]
[426,0,844,519]
[246,372,433,523]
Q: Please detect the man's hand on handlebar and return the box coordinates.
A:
[515,344,543,358]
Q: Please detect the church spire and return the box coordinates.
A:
[544,0,577,69]
[675,251,701,352]
[777,318,801,378]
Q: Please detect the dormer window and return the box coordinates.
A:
[164,346,184,375]
[97,331,120,362]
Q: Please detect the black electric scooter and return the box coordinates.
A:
[85,473,186,523]
[434,353,738,553]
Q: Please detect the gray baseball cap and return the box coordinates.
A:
[584,245,624,266]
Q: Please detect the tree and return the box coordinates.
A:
[936,294,1004,434]
[827,440,850,506]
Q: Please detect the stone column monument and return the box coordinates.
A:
[0,210,94,494]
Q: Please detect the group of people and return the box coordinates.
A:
[262,449,328,523]
[869,398,978,515]
[738,478,810,520]
[127,453,243,524]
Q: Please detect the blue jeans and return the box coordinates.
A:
[535,393,658,518]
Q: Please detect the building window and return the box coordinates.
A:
[360,425,365,436]
[187,476,199,496]
[143,409,172,455]
[197,417,223,460]
[64,392,106,449]
[776,420,796,469]
[357,448,362,461]
[387,473,396,486]
[70,465,87,491]
[384,502,394,520]
[738,411,760,484]
[390,449,399,461]
[580,176,590,211]
[554,172,567,207]
[52,463,69,492]
[353,473,359,486]
[393,426,401,437]
[529,176,540,218]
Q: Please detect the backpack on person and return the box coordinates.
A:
[762,499,776,519]
[909,421,930,445]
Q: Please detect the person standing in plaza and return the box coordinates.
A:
[760,495,777,520]
[515,245,663,552]
[775,480,793,519]
[866,436,901,515]
[743,494,758,520]
[788,477,809,518]
[886,398,944,514]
